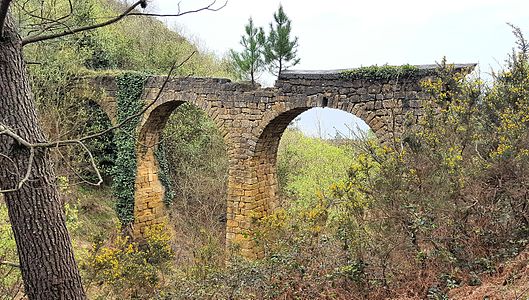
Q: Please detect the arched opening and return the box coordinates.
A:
[36,95,119,241]
[161,102,228,266]
[253,106,374,215]
[134,100,228,267]
[276,107,372,208]
[82,100,117,184]
[42,97,117,186]
[238,104,377,259]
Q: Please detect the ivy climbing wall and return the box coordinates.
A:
[92,72,175,232]
[113,73,146,226]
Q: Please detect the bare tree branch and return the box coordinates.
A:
[0,147,34,193]
[62,51,195,146]
[13,0,74,34]
[2,0,213,192]
[21,0,227,46]
[24,13,75,38]
[128,0,227,17]
[21,0,147,46]
[0,0,12,38]
[0,51,194,147]
[53,140,104,187]
[77,140,103,186]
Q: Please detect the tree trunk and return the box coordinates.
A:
[0,14,86,300]
[278,59,282,79]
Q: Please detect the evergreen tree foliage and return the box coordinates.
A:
[230,18,266,85]
[264,5,300,78]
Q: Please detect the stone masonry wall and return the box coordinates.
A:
[93,64,475,258]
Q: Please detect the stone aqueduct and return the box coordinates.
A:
[92,64,474,257]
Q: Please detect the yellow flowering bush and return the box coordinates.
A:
[81,224,173,299]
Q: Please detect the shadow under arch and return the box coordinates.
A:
[82,99,117,184]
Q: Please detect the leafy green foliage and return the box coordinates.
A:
[163,32,529,298]
[25,38,117,185]
[83,101,117,181]
[17,0,237,226]
[17,0,235,76]
[323,55,529,296]
[11,0,529,298]
[264,5,300,78]
[277,128,355,209]
[112,72,146,225]
[230,18,266,84]
[340,64,429,80]
[16,0,234,194]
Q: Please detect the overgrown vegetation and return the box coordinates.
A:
[340,64,430,80]
[155,33,529,299]
[1,0,234,298]
[2,0,529,299]
[162,103,228,268]
[81,224,174,299]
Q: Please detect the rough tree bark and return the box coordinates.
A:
[0,14,86,300]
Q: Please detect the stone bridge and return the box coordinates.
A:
[92,64,474,258]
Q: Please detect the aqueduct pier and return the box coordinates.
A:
[92,64,475,257]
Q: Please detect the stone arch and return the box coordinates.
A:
[252,93,396,154]
[67,79,119,183]
[134,101,183,237]
[225,100,384,258]
[87,65,478,258]
[133,96,229,238]
[250,98,383,219]
[252,107,309,215]
[224,88,406,257]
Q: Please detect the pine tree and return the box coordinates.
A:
[230,18,265,85]
[264,5,300,79]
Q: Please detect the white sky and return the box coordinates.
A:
[148,0,529,137]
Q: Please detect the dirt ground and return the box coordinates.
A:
[449,246,529,300]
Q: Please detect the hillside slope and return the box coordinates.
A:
[449,246,529,299]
